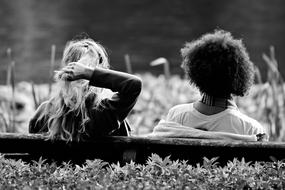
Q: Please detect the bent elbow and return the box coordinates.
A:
[135,76,143,91]
[132,76,143,95]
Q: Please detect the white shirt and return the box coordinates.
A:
[166,103,266,135]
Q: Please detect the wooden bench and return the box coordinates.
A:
[0,133,284,165]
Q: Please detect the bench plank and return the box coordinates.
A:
[0,133,284,164]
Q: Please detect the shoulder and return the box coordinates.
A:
[169,103,193,114]
[228,109,266,134]
[166,103,193,122]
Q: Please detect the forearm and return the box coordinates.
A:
[89,68,142,121]
[89,68,142,95]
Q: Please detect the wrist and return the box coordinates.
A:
[85,67,94,80]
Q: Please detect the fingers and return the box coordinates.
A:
[67,62,83,68]
[57,62,85,81]
[66,64,75,69]
[61,72,76,81]
[61,67,73,74]
[67,62,76,66]
[62,63,77,72]
[65,74,74,81]
[56,65,75,81]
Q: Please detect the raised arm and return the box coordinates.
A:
[60,61,142,121]
[88,67,142,121]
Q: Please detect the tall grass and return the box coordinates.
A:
[1,46,285,141]
[124,54,133,74]
[31,82,39,109]
[150,57,171,80]
[258,46,285,141]
[0,46,56,133]
[49,45,56,96]
[0,48,17,132]
[6,48,16,132]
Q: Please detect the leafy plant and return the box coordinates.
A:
[2,153,285,189]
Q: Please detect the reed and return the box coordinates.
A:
[124,54,133,74]
[6,48,16,132]
[0,112,9,132]
[49,45,56,96]
[150,57,171,80]
[254,66,263,84]
[31,82,39,109]
[258,46,285,141]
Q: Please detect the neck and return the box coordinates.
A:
[200,94,232,109]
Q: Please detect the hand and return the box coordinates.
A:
[60,62,94,81]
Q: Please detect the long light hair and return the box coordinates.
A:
[37,37,109,141]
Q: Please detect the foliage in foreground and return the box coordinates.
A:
[1,154,285,190]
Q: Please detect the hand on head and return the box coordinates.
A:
[56,48,102,81]
[57,61,94,81]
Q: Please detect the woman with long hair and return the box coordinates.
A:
[29,35,142,141]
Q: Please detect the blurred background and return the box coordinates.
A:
[0,0,285,82]
[1,0,285,141]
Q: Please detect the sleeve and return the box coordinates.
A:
[253,123,269,141]
[29,101,49,133]
[253,122,268,135]
[166,106,181,123]
[89,68,142,121]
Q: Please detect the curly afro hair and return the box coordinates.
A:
[181,30,255,98]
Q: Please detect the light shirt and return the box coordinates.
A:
[166,103,266,135]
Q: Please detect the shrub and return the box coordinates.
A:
[1,154,285,189]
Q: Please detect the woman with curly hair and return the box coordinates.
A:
[29,34,142,141]
[166,30,266,137]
